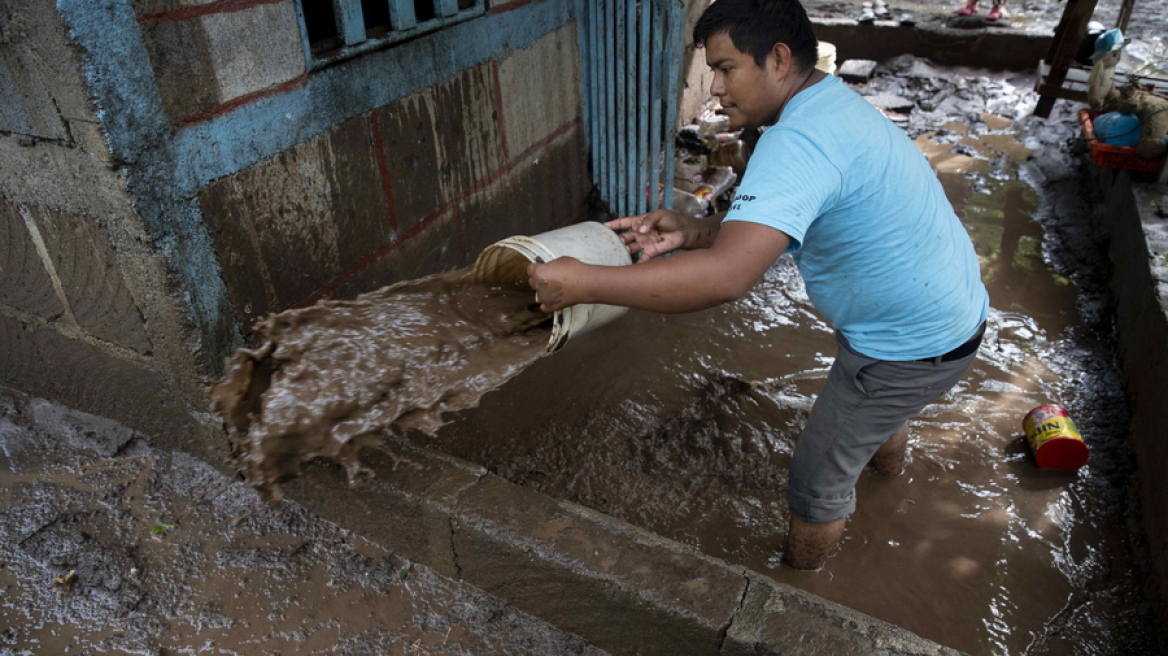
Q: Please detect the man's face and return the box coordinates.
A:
[705,31,786,129]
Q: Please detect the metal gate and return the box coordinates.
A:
[577,0,686,217]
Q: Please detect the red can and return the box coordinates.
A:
[1022,405,1089,471]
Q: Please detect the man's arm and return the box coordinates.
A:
[528,220,790,313]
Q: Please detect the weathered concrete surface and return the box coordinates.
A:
[28,204,153,355]
[372,63,505,229]
[141,1,304,124]
[0,198,65,322]
[0,0,99,142]
[1092,167,1168,631]
[199,113,391,325]
[811,19,1052,71]
[496,25,581,157]
[0,313,198,451]
[284,436,961,656]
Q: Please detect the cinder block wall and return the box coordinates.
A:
[1097,171,1168,631]
[0,0,589,452]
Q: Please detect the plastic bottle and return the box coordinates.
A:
[672,188,707,217]
[691,166,737,207]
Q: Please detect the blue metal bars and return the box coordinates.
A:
[577,0,685,217]
[293,0,486,69]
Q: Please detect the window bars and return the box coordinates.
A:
[294,0,485,68]
[577,0,685,216]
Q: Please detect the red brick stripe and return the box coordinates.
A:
[139,0,286,27]
[176,74,308,127]
[368,111,400,232]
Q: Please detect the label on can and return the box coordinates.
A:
[1023,404,1083,452]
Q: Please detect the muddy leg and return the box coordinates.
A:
[783,515,847,570]
[869,427,908,477]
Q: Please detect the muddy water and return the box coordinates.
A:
[415,109,1158,652]
[209,270,550,501]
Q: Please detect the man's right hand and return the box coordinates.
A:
[604,210,700,263]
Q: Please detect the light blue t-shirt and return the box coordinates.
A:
[724,74,988,361]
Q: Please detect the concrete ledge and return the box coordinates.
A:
[812,18,1052,70]
[284,437,961,655]
[1093,167,1168,629]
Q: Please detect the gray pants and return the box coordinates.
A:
[787,329,981,523]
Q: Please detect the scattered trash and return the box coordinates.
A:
[816,42,838,75]
[858,4,875,23]
[151,522,177,537]
[398,560,412,581]
[839,59,879,83]
[1023,405,1090,471]
[864,93,916,113]
[709,138,748,175]
[53,569,76,597]
[692,166,737,208]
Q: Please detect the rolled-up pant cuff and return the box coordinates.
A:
[788,486,856,523]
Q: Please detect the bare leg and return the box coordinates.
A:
[869,427,908,477]
[784,515,847,570]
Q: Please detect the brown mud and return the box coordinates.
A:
[0,391,605,655]
[209,270,550,502]
[411,61,1163,655]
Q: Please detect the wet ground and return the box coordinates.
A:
[804,0,1168,76]
[5,5,1168,654]
[0,390,604,655]
[417,60,1163,655]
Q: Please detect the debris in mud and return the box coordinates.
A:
[209,269,550,502]
[52,568,76,597]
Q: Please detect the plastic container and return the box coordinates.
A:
[473,222,632,353]
[673,188,707,217]
[816,42,837,75]
[1092,111,1142,146]
[1079,108,1162,172]
[692,166,737,205]
[1022,404,1089,471]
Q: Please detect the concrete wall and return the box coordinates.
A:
[1093,168,1168,630]
[0,0,588,452]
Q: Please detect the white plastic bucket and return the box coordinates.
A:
[473,222,632,353]
[816,42,837,75]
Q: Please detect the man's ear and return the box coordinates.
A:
[770,42,794,79]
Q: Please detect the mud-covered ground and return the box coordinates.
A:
[0,390,604,656]
[419,57,1165,654]
[5,3,1168,654]
[803,0,1168,75]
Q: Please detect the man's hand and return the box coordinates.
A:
[527,257,590,312]
[604,210,695,263]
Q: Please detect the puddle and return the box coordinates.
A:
[415,66,1161,654]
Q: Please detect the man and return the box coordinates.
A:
[527,0,988,569]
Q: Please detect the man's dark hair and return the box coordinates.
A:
[693,0,818,72]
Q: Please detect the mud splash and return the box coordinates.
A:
[209,269,550,501]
